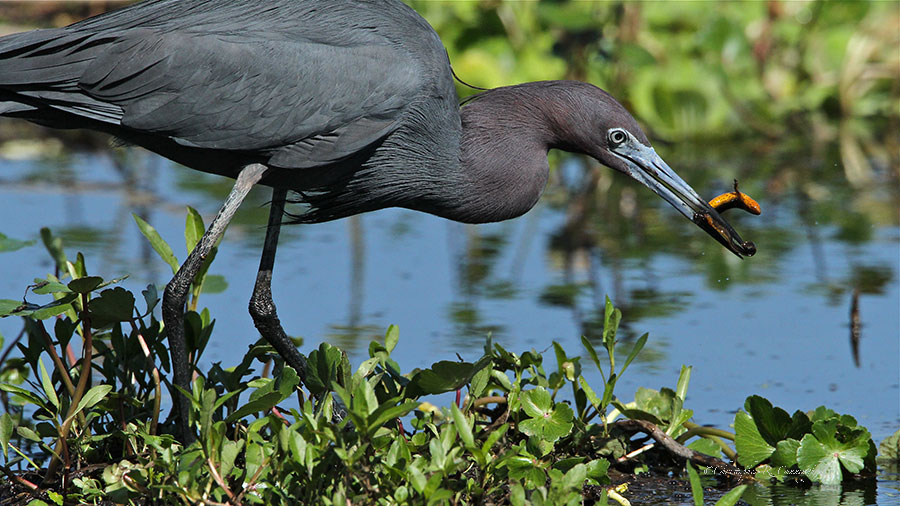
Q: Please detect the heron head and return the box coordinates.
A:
[574,88,755,258]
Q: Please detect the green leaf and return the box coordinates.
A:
[0,383,48,408]
[220,440,243,480]
[306,343,344,395]
[507,455,541,480]
[366,400,419,435]
[685,461,703,506]
[668,408,693,436]
[212,390,243,413]
[87,287,135,328]
[612,403,664,426]
[600,374,616,407]
[519,388,574,443]
[797,417,872,483]
[185,206,205,254]
[714,485,748,506]
[17,426,41,442]
[562,463,588,491]
[38,359,58,410]
[226,392,284,422]
[74,385,113,414]
[687,438,722,459]
[797,433,843,484]
[30,293,78,320]
[469,361,490,399]
[0,413,14,459]
[771,438,801,468]
[674,365,691,401]
[142,285,159,312]
[200,274,228,294]
[585,458,610,484]
[619,333,648,376]
[552,457,585,473]
[520,387,552,418]
[407,357,490,396]
[40,228,67,270]
[509,482,525,506]
[276,366,300,398]
[581,335,604,380]
[408,465,427,494]
[878,428,900,464]
[67,276,103,294]
[384,325,399,353]
[734,409,774,468]
[755,464,786,482]
[602,297,621,355]
[0,232,36,253]
[0,299,25,317]
[634,387,677,421]
[552,341,575,382]
[133,214,179,274]
[745,395,793,444]
[578,376,601,410]
[451,403,474,449]
[31,280,70,295]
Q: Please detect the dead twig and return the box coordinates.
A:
[613,419,746,478]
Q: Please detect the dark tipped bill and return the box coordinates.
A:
[612,143,756,258]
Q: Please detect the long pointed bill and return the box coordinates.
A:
[613,143,756,258]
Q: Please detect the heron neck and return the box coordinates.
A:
[422,86,558,224]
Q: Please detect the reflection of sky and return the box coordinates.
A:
[1,144,898,448]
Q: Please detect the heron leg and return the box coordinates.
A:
[249,187,308,380]
[162,163,268,443]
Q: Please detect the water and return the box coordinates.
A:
[1,126,898,504]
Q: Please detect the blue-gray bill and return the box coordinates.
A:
[612,143,757,258]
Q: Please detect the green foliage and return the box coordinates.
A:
[411,1,897,145]
[0,218,881,503]
[877,428,900,469]
[734,396,876,484]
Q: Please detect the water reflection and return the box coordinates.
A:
[743,478,879,506]
[326,215,383,350]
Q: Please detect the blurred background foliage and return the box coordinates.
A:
[1,0,897,187]
[410,0,898,186]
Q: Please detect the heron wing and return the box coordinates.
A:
[0,0,432,168]
[82,30,419,168]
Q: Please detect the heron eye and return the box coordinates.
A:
[608,129,627,147]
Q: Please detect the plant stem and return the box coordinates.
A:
[44,292,95,483]
[679,422,737,461]
[35,321,76,398]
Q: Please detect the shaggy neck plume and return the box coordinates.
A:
[421,83,570,224]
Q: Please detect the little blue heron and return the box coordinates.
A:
[0,0,754,441]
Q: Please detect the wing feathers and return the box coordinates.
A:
[0,0,436,169]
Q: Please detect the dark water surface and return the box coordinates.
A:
[1,127,898,504]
